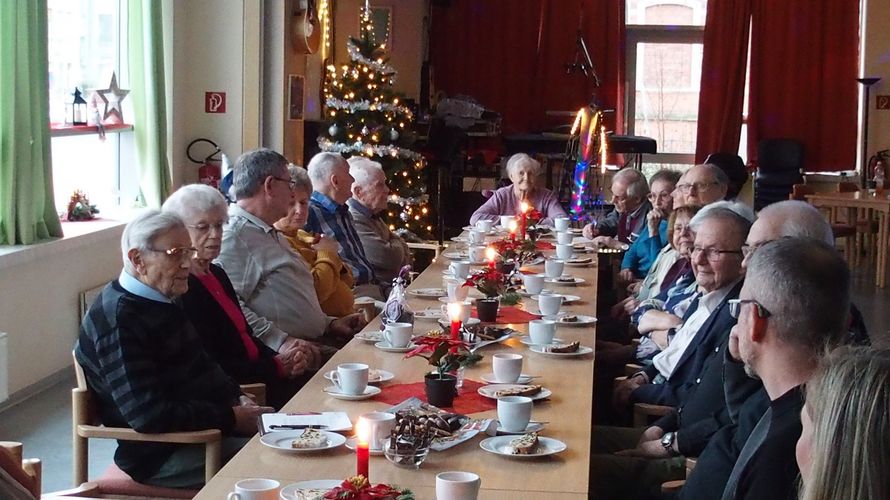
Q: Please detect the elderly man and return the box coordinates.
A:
[304,152,381,298]
[216,148,366,362]
[346,156,412,287]
[75,210,273,488]
[677,201,867,499]
[582,168,651,244]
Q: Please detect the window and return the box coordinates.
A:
[47,0,137,215]
[626,0,708,174]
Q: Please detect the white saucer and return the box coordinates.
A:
[555,314,598,326]
[260,430,347,452]
[375,341,417,353]
[528,344,594,357]
[414,309,446,320]
[477,384,552,401]
[530,293,580,303]
[518,288,552,297]
[544,276,586,286]
[518,335,566,346]
[322,385,382,400]
[354,330,383,343]
[495,420,546,435]
[345,437,386,455]
[324,369,394,384]
[480,373,536,384]
[281,480,342,499]
[565,256,594,266]
[479,435,566,457]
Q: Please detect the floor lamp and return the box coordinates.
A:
[857,77,881,188]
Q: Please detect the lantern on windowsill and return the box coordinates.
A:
[65,88,88,126]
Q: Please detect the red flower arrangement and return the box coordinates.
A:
[404,335,480,379]
[322,475,413,499]
[490,237,538,264]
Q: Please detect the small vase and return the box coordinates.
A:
[425,373,457,407]
[497,261,516,274]
[476,297,500,322]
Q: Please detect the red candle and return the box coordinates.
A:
[485,247,497,270]
[519,201,530,240]
[356,418,370,480]
[508,220,518,241]
[447,302,463,342]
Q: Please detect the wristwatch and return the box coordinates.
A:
[661,432,678,455]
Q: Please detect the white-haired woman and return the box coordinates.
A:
[163,184,315,409]
[469,153,568,225]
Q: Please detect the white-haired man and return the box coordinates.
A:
[216,149,366,361]
[347,156,412,286]
[305,152,382,298]
[583,168,651,244]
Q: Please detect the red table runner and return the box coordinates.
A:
[371,379,496,414]
[471,305,540,324]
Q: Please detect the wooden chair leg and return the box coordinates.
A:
[72,389,89,486]
[204,438,222,483]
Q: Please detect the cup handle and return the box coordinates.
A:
[383,330,392,345]
[227,493,241,500]
[331,372,341,389]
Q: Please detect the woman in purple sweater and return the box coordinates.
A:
[469,153,568,226]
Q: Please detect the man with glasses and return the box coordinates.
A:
[673,163,730,209]
[619,169,682,281]
[592,202,754,499]
[582,168,651,244]
[75,210,274,488]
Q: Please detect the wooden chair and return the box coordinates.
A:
[0,441,105,499]
[837,182,880,262]
[71,353,221,499]
[661,457,698,494]
[790,183,856,261]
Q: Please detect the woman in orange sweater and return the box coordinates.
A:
[274,165,356,317]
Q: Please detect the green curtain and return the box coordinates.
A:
[0,0,63,245]
[128,0,172,208]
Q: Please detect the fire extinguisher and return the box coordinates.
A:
[187,138,222,188]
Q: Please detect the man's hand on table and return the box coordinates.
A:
[328,313,367,339]
[232,404,274,435]
[582,223,599,240]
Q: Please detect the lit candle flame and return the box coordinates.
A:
[486,247,497,262]
[520,201,530,214]
[447,301,463,322]
[508,220,518,234]
[356,416,370,445]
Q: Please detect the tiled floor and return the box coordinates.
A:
[2,266,889,493]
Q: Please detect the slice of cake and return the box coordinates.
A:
[494,385,542,397]
[544,341,580,353]
[291,428,328,449]
[506,432,539,455]
[561,315,579,323]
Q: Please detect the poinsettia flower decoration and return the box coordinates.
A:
[404,335,479,379]
[323,475,414,499]
[462,266,513,298]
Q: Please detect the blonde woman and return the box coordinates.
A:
[797,346,890,500]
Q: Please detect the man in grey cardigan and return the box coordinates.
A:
[347,156,412,288]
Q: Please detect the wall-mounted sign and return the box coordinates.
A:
[205,92,226,113]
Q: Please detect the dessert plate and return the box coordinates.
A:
[322,385,382,401]
[528,344,594,357]
[565,256,594,266]
[477,384,551,401]
[415,309,446,320]
[479,435,566,458]
[408,288,446,298]
[280,480,342,499]
[260,430,346,452]
[554,314,597,326]
[544,276,586,286]
[324,369,394,384]
[354,330,383,343]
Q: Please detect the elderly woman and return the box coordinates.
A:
[75,210,272,488]
[469,153,568,225]
[163,184,316,409]
[273,165,356,317]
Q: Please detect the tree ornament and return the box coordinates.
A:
[328,124,339,136]
[390,129,399,141]
[95,72,130,124]
[400,211,410,222]
[361,125,370,136]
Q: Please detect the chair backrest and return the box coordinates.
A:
[790,183,815,201]
[72,352,101,427]
[758,139,804,173]
[0,443,39,499]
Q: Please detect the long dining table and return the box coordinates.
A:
[195,245,599,499]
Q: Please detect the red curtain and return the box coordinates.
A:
[694,0,752,163]
[429,0,625,135]
[747,0,859,172]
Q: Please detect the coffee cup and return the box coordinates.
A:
[383,322,413,348]
[522,273,545,295]
[492,353,523,383]
[446,278,469,302]
[556,231,573,245]
[538,293,564,317]
[499,215,517,229]
[359,411,396,450]
[441,301,471,324]
[556,243,574,260]
[529,319,557,344]
[475,219,494,232]
[330,363,369,396]
[227,478,280,500]
[497,396,533,433]
[544,259,565,278]
[354,297,377,323]
[436,471,481,500]
[554,217,571,232]
[468,229,486,245]
[448,260,471,279]
[468,245,487,264]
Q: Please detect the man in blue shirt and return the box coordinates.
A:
[305,152,382,299]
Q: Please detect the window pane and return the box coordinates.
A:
[626,0,708,26]
[51,135,120,215]
[634,42,703,154]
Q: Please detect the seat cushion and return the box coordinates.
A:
[96,464,197,499]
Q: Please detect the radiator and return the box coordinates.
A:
[0,331,8,403]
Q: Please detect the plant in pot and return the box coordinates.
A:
[463,267,514,320]
[404,335,481,407]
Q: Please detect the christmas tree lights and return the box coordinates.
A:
[318,4,432,240]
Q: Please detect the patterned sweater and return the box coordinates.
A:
[75,280,240,481]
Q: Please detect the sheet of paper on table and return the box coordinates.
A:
[259,412,353,434]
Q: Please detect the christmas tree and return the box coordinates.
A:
[318,5,432,240]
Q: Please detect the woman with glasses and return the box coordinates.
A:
[163,184,314,409]
[469,153,568,226]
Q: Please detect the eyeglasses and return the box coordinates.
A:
[675,181,719,194]
[741,242,763,258]
[691,246,743,261]
[271,176,297,190]
[647,191,672,202]
[148,246,198,260]
[728,299,772,319]
[673,223,692,235]
[186,219,228,233]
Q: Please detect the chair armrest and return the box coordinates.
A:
[661,480,686,494]
[43,481,102,498]
[240,383,266,406]
[624,363,643,377]
[632,402,674,427]
[76,425,221,444]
